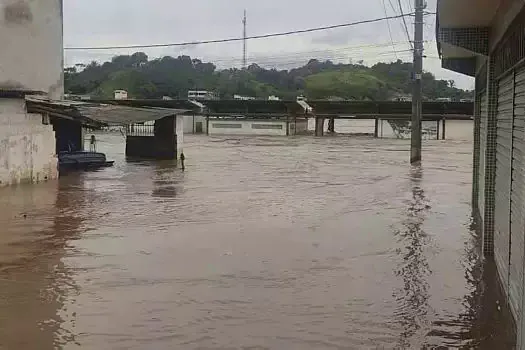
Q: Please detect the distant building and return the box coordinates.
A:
[297,95,307,102]
[326,96,346,101]
[233,94,256,101]
[208,117,308,136]
[162,96,173,100]
[114,90,128,100]
[188,90,217,100]
[268,95,280,101]
[64,94,91,101]
[391,93,411,102]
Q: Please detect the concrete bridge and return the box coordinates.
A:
[98,98,474,137]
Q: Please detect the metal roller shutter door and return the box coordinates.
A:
[512,68,525,340]
[494,73,514,294]
[479,93,488,219]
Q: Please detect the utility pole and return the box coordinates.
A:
[242,10,247,69]
[410,0,424,164]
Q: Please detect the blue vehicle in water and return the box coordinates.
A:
[58,150,114,172]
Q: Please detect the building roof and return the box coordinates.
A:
[25,96,189,127]
[201,99,313,116]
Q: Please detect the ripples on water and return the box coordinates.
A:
[0,132,516,349]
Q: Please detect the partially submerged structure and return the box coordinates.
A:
[202,99,312,136]
[437,0,525,346]
[26,97,189,160]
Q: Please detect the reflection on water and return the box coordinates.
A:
[0,132,516,349]
[393,166,432,348]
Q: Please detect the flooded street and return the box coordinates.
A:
[0,131,516,349]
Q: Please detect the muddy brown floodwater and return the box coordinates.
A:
[0,133,517,349]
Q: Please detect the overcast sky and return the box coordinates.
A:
[63,0,474,90]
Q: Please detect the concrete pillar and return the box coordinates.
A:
[176,115,184,158]
[315,117,325,137]
[374,118,379,138]
[481,55,498,256]
[327,117,335,133]
[472,96,482,216]
[442,118,447,140]
[436,120,440,140]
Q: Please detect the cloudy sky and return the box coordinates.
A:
[63,0,474,90]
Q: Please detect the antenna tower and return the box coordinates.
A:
[242,10,247,69]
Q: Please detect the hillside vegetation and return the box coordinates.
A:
[65,52,473,101]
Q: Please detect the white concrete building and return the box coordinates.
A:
[233,94,256,101]
[183,115,208,134]
[0,0,63,186]
[188,90,217,100]
[114,90,128,100]
[207,118,308,136]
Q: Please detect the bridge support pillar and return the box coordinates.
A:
[315,117,325,137]
[327,118,335,133]
[442,118,446,140]
[374,118,379,138]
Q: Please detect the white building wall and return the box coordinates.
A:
[0,100,58,187]
[176,115,184,155]
[183,115,208,134]
[208,120,288,136]
[290,119,308,135]
[0,0,63,187]
[0,0,64,98]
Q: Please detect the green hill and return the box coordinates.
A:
[64,53,472,101]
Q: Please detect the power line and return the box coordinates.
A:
[64,13,414,51]
[397,0,413,49]
[380,0,399,60]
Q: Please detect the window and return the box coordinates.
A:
[251,124,283,130]
[212,123,242,128]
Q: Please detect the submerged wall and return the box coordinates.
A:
[126,116,182,160]
[0,100,57,187]
[208,119,289,136]
[183,115,207,134]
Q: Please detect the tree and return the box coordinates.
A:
[64,53,473,101]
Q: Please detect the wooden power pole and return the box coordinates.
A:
[410,0,424,164]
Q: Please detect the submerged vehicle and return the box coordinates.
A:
[58,151,114,172]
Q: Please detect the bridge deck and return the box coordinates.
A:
[89,99,474,120]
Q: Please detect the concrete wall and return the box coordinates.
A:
[288,119,308,135]
[442,120,475,141]
[0,100,57,187]
[0,0,64,98]
[183,115,207,134]
[126,116,182,160]
[176,115,184,155]
[0,0,63,187]
[208,120,288,136]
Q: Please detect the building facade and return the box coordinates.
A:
[437,0,525,346]
[188,90,218,100]
[0,0,64,186]
[207,118,308,136]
